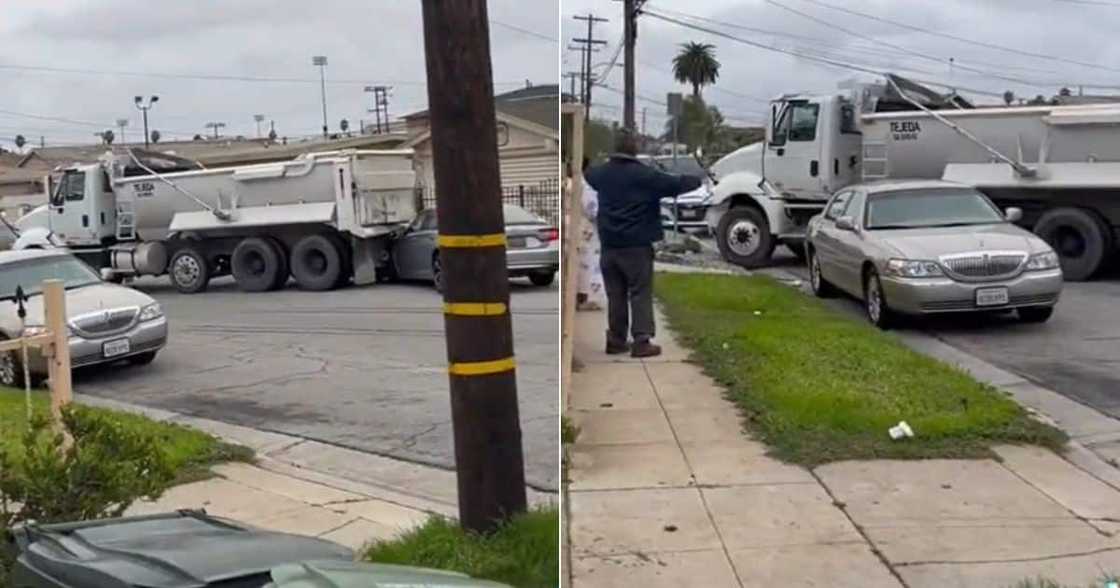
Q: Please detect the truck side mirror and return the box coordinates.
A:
[1004,207,1023,223]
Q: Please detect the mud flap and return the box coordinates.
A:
[351,236,385,286]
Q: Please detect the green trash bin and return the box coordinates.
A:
[5,510,354,588]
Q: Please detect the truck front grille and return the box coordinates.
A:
[940,252,1026,280]
[70,307,139,337]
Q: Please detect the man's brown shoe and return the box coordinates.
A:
[630,341,662,358]
[605,341,630,355]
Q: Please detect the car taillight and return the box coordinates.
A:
[537,228,559,242]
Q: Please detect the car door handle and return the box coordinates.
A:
[82,215,89,228]
[810,161,819,177]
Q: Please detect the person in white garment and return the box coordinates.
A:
[578,158,606,311]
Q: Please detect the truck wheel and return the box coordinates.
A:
[1033,208,1110,281]
[290,234,344,291]
[326,232,352,288]
[232,237,284,293]
[168,247,210,294]
[266,238,290,290]
[716,206,775,268]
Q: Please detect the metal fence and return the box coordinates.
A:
[417,179,560,226]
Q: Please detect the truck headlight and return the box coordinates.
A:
[139,302,164,322]
[884,258,944,278]
[1025,251,1060,271]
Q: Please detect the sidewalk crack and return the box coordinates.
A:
[894,545,1120,567]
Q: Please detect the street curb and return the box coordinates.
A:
[76,394,558,519]
[756,265,1120,490]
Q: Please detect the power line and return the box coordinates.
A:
[1051,0,1120,5]
[790,0,1120,74]
[489,19,557,42]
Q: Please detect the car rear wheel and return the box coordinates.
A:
[529,271,555,287]
[168,247,210,294]
[864,269,895,329]
[808,249,837,298]
[1018,306,1054,323]
[431,253,444,292]
[231,237,284,293]
[290,234,344,291]
[128,351,159,366]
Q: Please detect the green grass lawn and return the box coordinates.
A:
[365,508,558,588]
[655,273,1066,465]
[0,387,252,483]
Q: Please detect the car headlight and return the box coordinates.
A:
[139,302,164,321]
[1025,251,1060,271]
[884,258,944,278]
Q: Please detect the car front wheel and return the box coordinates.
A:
[808,249,837,298]
[864,269,895,329]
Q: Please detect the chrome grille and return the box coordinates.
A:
[940,252,1026,280]
[70,307,139,337]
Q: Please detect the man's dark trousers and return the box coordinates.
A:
[600,245,655,345]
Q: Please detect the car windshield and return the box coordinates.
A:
[865,188,1005,230]
[0,255,101,300]
[504,205,544,225]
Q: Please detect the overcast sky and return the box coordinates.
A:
[561,0,1120,133]
[0,0,558,150]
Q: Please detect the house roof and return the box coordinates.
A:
[403,84,558,131]
[401,111,558,150]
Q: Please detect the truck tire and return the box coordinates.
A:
[716,206,775,268]
[168,247,211,294]
[232,237,284,293]
[325,232,352,288]
[266,237,290,290]
[290,234,344,291]
[1033,207,1110,281]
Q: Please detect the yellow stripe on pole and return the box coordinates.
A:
[443,302,507,316]
[448,357,516,376]
[437,233,507,248]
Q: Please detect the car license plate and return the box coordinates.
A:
[103,338,131,358]
[679,209,699,219]
[975,287,1010,307]
[508,236,526,249]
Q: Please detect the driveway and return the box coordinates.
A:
[761,248,1120,422]
[74,276,560,491]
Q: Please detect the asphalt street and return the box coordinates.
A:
[764,249,1120,422]
[75,276,560,491]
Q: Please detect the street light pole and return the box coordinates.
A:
[253,114,265,138]
[134,95,158,149]
[313,56,329,138]
[116,119,129,145]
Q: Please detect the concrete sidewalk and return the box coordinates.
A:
[75,395,557,552]
[565,303,1120,588]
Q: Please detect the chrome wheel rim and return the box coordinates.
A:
[173,255,201,287]
[867,278,882,323]
[432,257,443,290]
[0,352,17,387]
[726,219,761,257]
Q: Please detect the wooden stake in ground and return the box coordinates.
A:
[42,280,73,428]
[560,104,586,412]
[420,0,527,533]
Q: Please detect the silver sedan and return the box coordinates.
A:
[0,249,168,387]
[805,180,1063,328]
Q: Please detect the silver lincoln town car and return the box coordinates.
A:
[805,180,1063,328]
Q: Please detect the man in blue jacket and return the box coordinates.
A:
[585,131,702,358]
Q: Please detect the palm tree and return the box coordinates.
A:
[672,42,720,100]
[1002,90,1015,106]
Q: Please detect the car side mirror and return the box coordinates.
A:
[1005,207,1023,223]
[835,216,856,231]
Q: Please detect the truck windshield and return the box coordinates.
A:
[866,188,1005,229]
[51,171,85,206]
[0,255,101,300]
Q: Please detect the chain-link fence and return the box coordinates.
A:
[417,179,560,226]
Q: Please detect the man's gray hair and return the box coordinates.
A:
[613,128,638,156]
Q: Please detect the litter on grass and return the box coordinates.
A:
[889,421,914,440]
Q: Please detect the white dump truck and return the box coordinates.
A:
[707,74,1120,280]
[13,148,417,293]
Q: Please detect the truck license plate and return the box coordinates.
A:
[103,338,131,358]
[975,287,1010,307]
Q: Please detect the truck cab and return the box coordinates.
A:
[707,92,863,267]
[46,165,118,247]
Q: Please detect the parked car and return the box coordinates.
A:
[805,180,1063,328]
[0,249,168,387]
[641,155,714,232]
[390,204,560,290]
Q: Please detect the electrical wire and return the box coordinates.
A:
[489,19,558,42]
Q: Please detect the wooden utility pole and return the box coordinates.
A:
[420,0,527,534]
[623,0,647,131]
[572,14,608,108]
